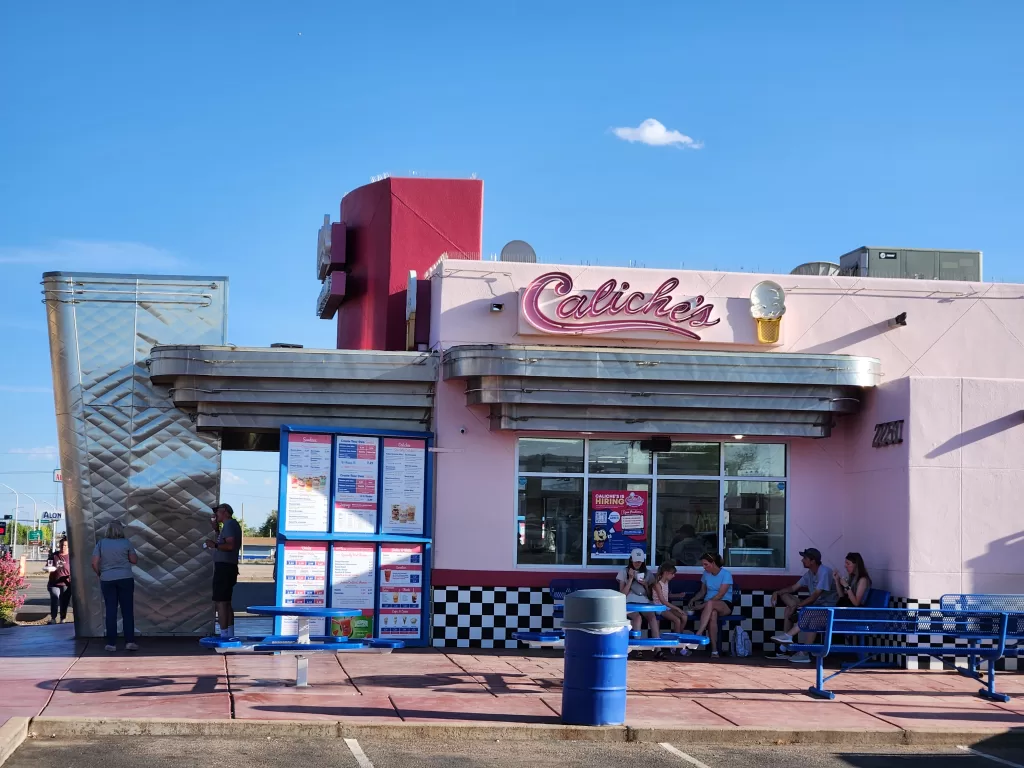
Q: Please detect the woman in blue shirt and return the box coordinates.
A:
[685,552,734,658]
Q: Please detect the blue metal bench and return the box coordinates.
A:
[789,607,1012,702]
[938,594,1024,678]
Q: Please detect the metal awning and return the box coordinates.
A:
[443,344,880,438]
[150,345,437,446]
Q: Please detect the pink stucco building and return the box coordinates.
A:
[314,178,1023,656]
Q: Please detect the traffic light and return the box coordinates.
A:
[0,522,6,537]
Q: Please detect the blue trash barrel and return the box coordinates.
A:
[560,589,628,726]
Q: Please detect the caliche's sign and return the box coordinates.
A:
[519,271,720,341]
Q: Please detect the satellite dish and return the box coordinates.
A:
[790,261,840,276]
[499,240,537,264]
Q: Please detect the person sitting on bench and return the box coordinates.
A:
[617,548,661,639]
[769,547,838,663]
[834,552,872,607]
[686,552,735,659]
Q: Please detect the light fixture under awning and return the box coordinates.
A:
[443,344,880,438]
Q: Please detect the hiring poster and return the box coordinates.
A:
[281,542,328,635]
[590,490,648,559]
[284,433,331,532]
[333,436,379,533]
[380,438,425,535]
[330,542,376,639]
[377,544,423,639]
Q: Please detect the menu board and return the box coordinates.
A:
[330,542,376,639]
[284,434,331,532]
[377,544,423,639]
[333,436,379,533]
[380,438,426,535]
[281,542,328,636]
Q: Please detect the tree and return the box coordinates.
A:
[256,510,278,538]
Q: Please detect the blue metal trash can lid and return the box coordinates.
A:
[562,589,628,631]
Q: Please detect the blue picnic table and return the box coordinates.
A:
[199,605,404,687]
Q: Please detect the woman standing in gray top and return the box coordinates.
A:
[91,520,139,652]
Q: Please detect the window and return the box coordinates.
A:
[517,476,583,565]
[588,440,652,475]
[518,438,583,474]
[657,442,720,476]
[656,480,719,566]
[724,443,785,477]
[723,480,786,568]
[515,438,788,569]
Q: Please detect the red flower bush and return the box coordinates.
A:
[0,557,27,625]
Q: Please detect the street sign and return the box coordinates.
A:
[53,469,62,482]
[28,530,42,542]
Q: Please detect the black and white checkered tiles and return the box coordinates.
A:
[432,587,791,652]
[431,587,552,648]
[431,587,1017,670]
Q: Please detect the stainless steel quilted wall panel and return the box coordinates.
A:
[43,273,228,637]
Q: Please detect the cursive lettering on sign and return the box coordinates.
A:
[521,271,720,340]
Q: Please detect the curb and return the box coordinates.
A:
[0,718,29,767]
[23,717,1024,747]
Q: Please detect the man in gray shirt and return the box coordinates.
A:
[768,547,838,663]
[206,503,242,639]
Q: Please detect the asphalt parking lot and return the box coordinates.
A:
[9,738,1024,768]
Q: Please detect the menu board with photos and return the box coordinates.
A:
[377,544,423,639]
[284,433,332,532]
[330,542,376,639]
[332,436,379,533]
[380,438,426,535]
[280,542,328,636]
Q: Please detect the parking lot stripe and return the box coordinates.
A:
[345,737,375,768]
[958,745,1024,768]
[660,743,714,768]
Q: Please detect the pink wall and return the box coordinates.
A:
[428,260,1024,594]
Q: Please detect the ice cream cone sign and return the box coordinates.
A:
[750,281,786,344]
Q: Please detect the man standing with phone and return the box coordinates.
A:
[206,503,242,639]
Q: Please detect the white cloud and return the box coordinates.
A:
[0,385,52,394]
[222,470,247,485]
[6,446,58,461]
[0,240,184,270]
[612,118,703,149]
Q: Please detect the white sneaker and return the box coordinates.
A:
[104,645,116,652]
[125,643,139,652]
[768,652,790,660]
[770,633,794,645]
[789,652,811,663]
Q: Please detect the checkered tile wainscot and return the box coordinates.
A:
[432,587,1017,669]
[432,588,795,652]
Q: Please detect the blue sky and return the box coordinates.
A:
[1,2,1022,530]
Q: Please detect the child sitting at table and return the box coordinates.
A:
[649,561,690,655]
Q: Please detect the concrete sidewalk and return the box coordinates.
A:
[2,623,1023,737]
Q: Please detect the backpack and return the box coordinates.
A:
[730,625,752,657]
